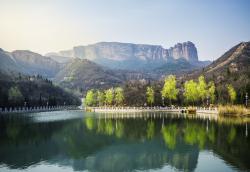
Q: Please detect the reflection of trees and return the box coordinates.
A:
[6,124,21,140]
[184,123,207,149]
[0,117,64,169]
[84,117,95,130]
[0,113,249,171]
[161,124,177,149]
[79,141,199,172]
[105,120,114,135]
[147,121,155,139]
[115,121,124,138]
[96,119,114,136]
[207,124,216,143]
[227,126,236,144]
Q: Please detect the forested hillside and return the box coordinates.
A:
[180,42,250,104]
[0,71,80,107]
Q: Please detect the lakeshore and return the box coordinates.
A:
[0,105,79,114]
[0,110,249,172]
[85,106,219,114]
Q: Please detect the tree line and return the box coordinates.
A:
[0,74,81,108]
[84,87,125,106]
[84,75,238,107]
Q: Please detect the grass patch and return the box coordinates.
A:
[218,105,250,116]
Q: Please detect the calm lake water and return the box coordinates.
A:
[0,110,249,172]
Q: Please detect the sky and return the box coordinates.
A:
[0,0,250,61]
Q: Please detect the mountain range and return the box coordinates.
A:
[47,41,209,70]
[1,41,249,96]
[0,41,210,92]
[0,48,60,78]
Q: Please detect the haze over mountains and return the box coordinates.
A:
[1,41,249,96]
[0,41,209,90]
[0,48,60,78]
[47,41,209,70]
[0,48,80,106]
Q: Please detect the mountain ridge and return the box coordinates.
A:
[47,41,208,70]
[0,49,61,78]
[179,41,250,103]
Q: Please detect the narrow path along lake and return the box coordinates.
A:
[0,110,249,172]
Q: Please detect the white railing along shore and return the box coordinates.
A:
[86,106,218,114]
[0,105,78,114]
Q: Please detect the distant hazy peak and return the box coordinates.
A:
[49,41,199,70]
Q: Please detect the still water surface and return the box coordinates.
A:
[0,111,249,172]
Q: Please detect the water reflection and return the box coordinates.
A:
[0,111,249,172]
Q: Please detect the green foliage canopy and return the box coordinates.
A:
[184,80,199,105]
[8,86,23,102]
[97,90,105,106]
[197,76,207,103]
[227,84,236,104]
[105,88,114,105]
[114,87,124,106]
[146,86,154,106]
[207,81,216,103]
[85,89,95,106]
[161,75,179,105]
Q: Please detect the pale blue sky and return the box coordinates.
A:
[0,0,249,60]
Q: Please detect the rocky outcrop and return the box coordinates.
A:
[49,41,199,70]
[168,41,198,62]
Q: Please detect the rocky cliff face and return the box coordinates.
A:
[168,41,198,62]
[50,41,199,70]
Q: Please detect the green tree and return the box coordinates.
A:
[146,86,154,106]
[184,80,199,105]
[114,87,124,106]
[207,81,216,104]
[105,88,114,106]
[161,75,179,105]
[227,84,236,104]
[8,86,23,103]
[197,76,207,105]
[97,90,105,106]
[85,89,95,106]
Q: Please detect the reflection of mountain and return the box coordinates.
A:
[0,112,249,172]
[72,140,199,172]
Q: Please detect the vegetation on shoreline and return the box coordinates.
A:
[0,72,81,108]
[84,75,243,107]
[84,74,249,115]
[218,105,249,116]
